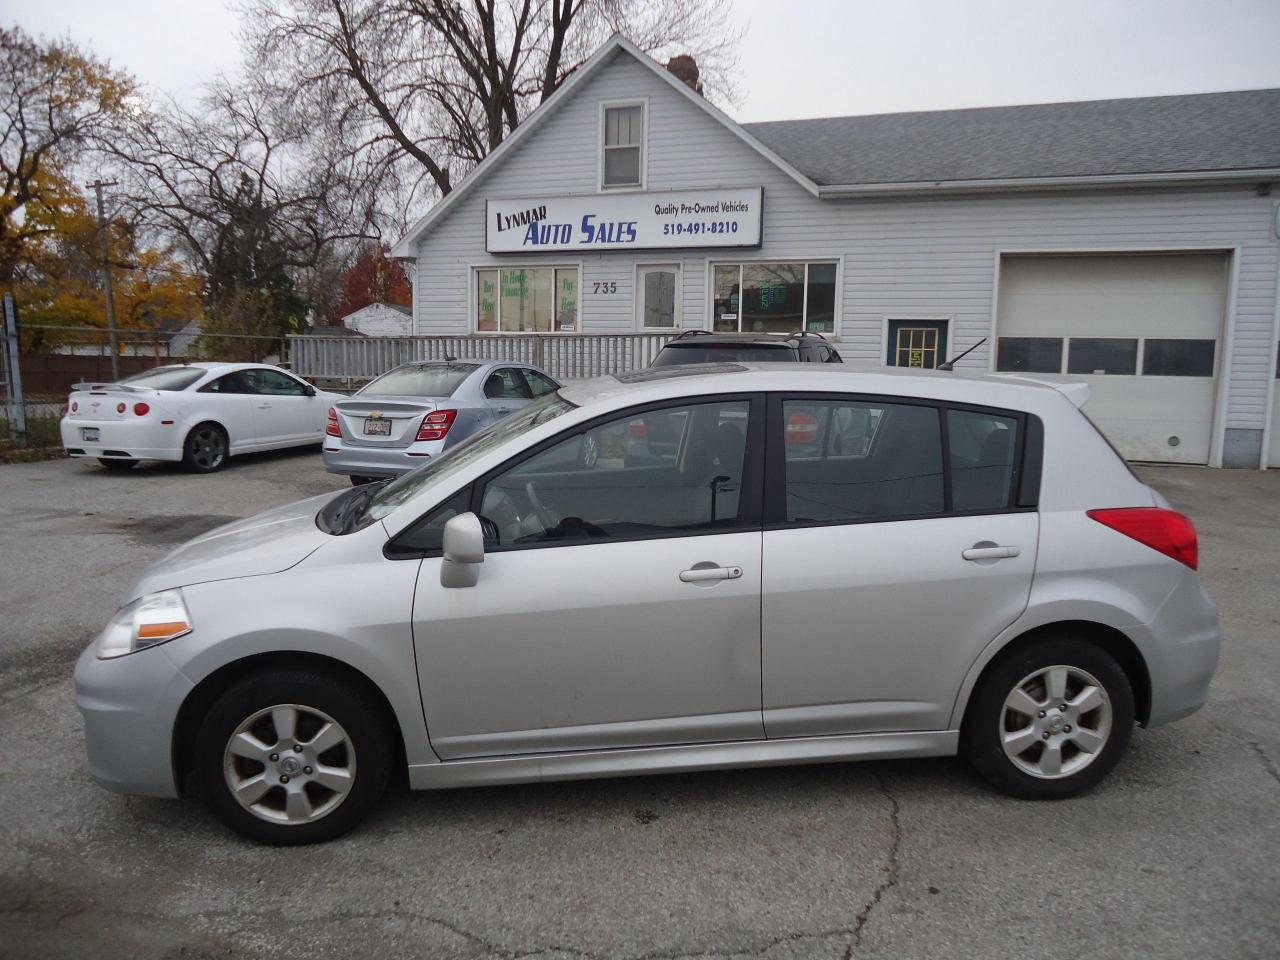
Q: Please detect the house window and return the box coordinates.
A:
[712,262,837,334]
[601,102,644,189]
[475,267,578,333]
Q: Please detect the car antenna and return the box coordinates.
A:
[937,337,987,372]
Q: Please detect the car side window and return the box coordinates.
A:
[779,399,944,523]
[522,369,559,398]
[485,368,531,400]
[199,372,249,394]
[385,489,472,558]
[948,409,1020,511]
[477,399,751,548]
[246,369,307,396]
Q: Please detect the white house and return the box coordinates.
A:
[341,302,413,337]
[392,35,1280,468]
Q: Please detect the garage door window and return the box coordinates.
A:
[1067,338,1138,376]
[997,338,1063,373]
[1143,339,1215,377]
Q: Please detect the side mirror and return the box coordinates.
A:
[303,384,316,397]
[440,512,484,588]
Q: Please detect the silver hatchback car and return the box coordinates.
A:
[76,364,1219,844]
[323,359,560,484]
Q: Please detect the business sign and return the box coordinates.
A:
[486,187,763,253]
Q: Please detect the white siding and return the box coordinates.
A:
[412,48,1280,435]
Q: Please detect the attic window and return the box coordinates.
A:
[601,102,645,189]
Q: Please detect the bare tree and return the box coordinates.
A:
[242,0,742,218]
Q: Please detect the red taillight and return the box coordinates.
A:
[326,407,341,437]
[785,410,819,445]
[1087,507,1198,570]
[133,402,150,416]
[417,409,457,441]
[64,401,72,415]
[116,402,126,413]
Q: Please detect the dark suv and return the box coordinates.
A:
[650,331,843,367]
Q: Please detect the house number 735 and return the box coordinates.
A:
[592,281,618,295]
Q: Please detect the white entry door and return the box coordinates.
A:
[637,264,681,331]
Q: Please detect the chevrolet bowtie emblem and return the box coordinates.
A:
[370,411,383,419]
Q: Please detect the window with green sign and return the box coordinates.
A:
[476,267,578,333]
[712,262,837,334]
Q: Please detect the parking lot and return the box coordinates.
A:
[0,450,1277,960]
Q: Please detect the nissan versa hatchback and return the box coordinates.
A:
[75,364,1219,844]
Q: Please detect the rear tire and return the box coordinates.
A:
[194,667,392,845]
[182,423,228,473]
[963,634,1134,800]
[98,458,137,470]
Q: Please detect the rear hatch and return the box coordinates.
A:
[334,397,437,448]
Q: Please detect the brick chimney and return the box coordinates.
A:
[665,55,703,96]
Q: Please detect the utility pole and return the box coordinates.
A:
[87,179,121,381]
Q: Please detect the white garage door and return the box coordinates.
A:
[997,253,1227,464]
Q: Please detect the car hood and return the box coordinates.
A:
[122,491,339,604]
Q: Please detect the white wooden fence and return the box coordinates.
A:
[288,333,675,384]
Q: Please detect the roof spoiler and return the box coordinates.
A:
[992,373,1091,408]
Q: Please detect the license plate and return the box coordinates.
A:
[82,427,100,442]
[363,418,392,437]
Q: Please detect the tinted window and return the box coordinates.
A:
[387,489,471,557]
[781,400,943,522]
[948,409,1019,511]
[1143,339,1215,377]
[997,338,1063,373]
[1067,338,1138,375]
[478,400,750,547]
[199,372,251,394]
[652,344,796,366]
[244,369,308,395]
[118,366,206,391]
[523,369,559,398]
[361,363,478,398]
[485,368,531,400]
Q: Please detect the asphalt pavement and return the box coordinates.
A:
[0,450,1276,959]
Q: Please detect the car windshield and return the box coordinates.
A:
[359,362,478,398]
[652,344,795,366]
[344,394,576,530]
[114,366,207,391]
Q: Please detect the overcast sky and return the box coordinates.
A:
[11,0,1280,121]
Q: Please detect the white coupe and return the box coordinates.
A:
[60,363,342,473]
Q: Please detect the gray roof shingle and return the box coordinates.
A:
[741,88,1280,187]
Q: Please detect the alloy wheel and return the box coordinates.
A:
[222,703,357,825]
[1000,664,1112,779]
[190,428,226,470]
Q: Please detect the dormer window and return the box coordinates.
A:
[601,101,645,189]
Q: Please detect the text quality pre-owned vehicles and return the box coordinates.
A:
[323,359,561,484]
[61,363,341,473]
[75,364,1219,844]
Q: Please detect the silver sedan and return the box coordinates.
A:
[322,359,560,484]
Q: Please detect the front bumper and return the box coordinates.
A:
[74,643,193,797]
[322,438,447,478]
[60,418,183,463]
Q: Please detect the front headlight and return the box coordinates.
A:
[95,589,193,659]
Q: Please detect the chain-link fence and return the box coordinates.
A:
[1,322,294,462]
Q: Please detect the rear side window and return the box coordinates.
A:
[523,369,559,397]
[780,399,944,522]
[199,372,250,394]
[362,363,478,398]
[484,368,531,400]
[948,409,1020,511]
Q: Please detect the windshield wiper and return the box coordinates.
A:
[318,481,388,535]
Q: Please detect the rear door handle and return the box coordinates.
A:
[962,544,1021,561]
[679,564,743,583]
[257,402,272,409]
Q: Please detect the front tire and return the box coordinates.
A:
[194,668,392,844]
[963,635,1134,800]
[98,458,137,471]
[182,423,228,473]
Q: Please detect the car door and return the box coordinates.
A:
[482,366,533,422]
[241,368,317,445]
[410,395,765,759]
[195,371,258,452]
[760,394,1039,737]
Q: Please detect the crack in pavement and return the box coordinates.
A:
[1247,740,1280,786]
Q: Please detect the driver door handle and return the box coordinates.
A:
[257,402,272,409]
[962,544,1021,561]
[679,564,743,583]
